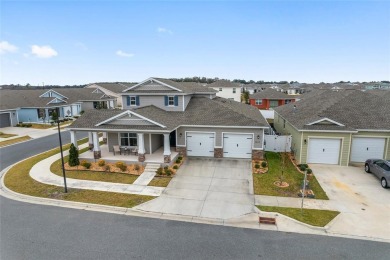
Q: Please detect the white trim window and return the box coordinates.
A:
[168,96,175,106]
[233,88,236,93]
[255,99,263,105]
[130,96,137,106]
[120,133,138,146]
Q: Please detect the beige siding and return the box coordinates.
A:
[107,132,119,152]
[352,131,390,160]
[274,112,302,162]
[151,134,163,153]
[176,126,264,149]
[122,95,184,111]
[134,82,173,91]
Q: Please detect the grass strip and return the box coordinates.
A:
[257,205,339,227]
[0,136,32,147]
[4,139,154,208]
[0,132,18,138]
[148,177,172,187]
[253,152,329,200]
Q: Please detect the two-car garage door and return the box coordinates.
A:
[186,132,253,159]
[0,113,11,128]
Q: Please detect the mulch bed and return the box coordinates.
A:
[65,162,145,176]
[252,159,268,174]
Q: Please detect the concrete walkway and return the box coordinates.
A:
[133,163,159,186]
[255,195,335,210]
[29,143,164,196]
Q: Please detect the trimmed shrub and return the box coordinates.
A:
[68,143,80,166]
[164,166,168,171]
[115,161,127,172]
[306,168,313,174]
[81,160,91,169]
[105,165,110,172]
[261,161,267,168]
[299,164,307,171]
[255,164,260,169]
[97,160,105,167]
[175,159,181,164]
[165,169,172,176]
[173,165,178,170]
[156,167,163,175]
[178,156,183,160]
[134,164,140,171]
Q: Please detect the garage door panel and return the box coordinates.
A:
[307,138,340,165]
[223,134,252,159]
[0,113,11,128]
[187,132,214,157]
[351,138,385,162]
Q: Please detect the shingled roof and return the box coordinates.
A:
[69,96,268,132]
[274,90,390,131]
[250,89,294,100]
[92,83,135,93]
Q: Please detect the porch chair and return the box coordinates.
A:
[113,145,121,156]
[131,146,138,156]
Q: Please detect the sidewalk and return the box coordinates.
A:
[255,195,336,210]
[29,143,164,196]
[0,126,62,139]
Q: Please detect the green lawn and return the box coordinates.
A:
[0,136,31,147]
[253,152,329,199]
[0,132,17,138]
[257,205,340,227]
[148,177,172,187]
[4,139,154,208]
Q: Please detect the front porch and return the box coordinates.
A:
[79,144,179,165]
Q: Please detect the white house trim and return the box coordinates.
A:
[122,77,183,92]
[47,97,67,105]
[95,110,166,128]
[39,89,68,99]
[306,117,345,127]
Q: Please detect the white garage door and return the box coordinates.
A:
[223,133,253,159]
[307,138,341,165]
[186,132,214,157]
[350,137,386,162]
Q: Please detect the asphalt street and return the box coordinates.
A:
[0,131,87,172]
[1,132,390,259]
[1,197,390,260]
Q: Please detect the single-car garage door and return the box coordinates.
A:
[350,137,386,162]
[223,133,253,159]
[0,113,11,128]
[307,138,341,165]
[186,132,214,157]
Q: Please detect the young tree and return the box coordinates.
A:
[51,111,58,121]
[68,143,80,166]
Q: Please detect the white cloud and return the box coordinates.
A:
[0,41,18,54]
[31,45,58,58]
[116,50,134,58]
[157,27,173,35]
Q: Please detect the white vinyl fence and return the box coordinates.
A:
[264,135,292,152]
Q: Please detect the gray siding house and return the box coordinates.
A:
[68,77,269,164]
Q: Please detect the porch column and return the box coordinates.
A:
[45,109,49,123]
[70,131,78,150]
[88,132,94,150]
[102,132,107,144]
[138,133,145,162]
[92,132,101,159]
[163,133,171,163]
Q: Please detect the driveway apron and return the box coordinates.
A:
[134,158,255,219]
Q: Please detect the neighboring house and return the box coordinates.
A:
[249,89,296,110]
[68,77,269,164]
[364,82,390,90]
[0,88,116,127]
[208,80,241,102]
[273,90,390,166]
[86,82,136,108]
[243,83,265,94]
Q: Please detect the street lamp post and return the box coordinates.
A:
[301,169,307,212]
[57,120,68,193]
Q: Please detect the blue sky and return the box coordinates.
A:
[1,0,389,85]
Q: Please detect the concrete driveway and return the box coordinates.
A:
[310,164,390,240]
[134,158,255,220]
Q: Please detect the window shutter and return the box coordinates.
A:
[164,96,168,106]
[136,96,140,106]
[127,96,130,106]
[174,96,178,106]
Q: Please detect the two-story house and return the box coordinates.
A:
[249,89,296,110]
[208,80,241,102]
[85,82,136,108]
[68,77,269,165]
[0,88,116,127]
